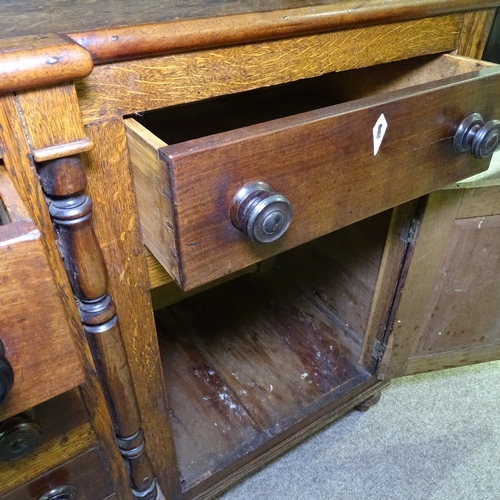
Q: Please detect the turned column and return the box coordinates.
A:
[37,155,161,498]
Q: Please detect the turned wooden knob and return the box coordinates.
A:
[454,113,500,159]
[230,181,292,243]
[38,485,77,500]
[0,410,42,461]
[0,340,14,405]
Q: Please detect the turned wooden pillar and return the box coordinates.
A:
[38,155,160,497]
[12,81,164,500]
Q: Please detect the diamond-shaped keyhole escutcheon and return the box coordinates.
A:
[373,113,388,156]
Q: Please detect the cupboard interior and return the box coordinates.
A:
[154,209,393,494]
[134,53,488,146]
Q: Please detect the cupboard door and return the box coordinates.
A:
[381,185,500,377]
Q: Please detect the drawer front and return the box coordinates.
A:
[3,447,114,500]
[127,55,500,290]
[0,390,92,491]
[0,169,85,420]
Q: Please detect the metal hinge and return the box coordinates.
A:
[373,339,387,361]
[400,218,420,246]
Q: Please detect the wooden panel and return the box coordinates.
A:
[145,248,174,289]
[79,15,463,122]
[125,121,179,284]
[411,215,500,355]
[405,343,500,374]
[171,273,366,430]
[4,447,114,500]
[131,58,500,290]
[16,84,91,156]
[0,170,85,421]
[457,8,497,59]
[380,191,464,379]
[275,212,392,345]
[456,185,500,217]
[360,200,419,372]
[156,309,261,488]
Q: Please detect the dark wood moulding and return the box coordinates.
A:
[0,34,93,93]
[0,0,497,95]
[68,0,499,63]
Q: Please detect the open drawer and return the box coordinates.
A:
[0,167,84,421]
[126,54,500,291]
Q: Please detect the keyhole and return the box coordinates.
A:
[376,123,383,139]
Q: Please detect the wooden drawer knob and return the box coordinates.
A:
[454,113,500,159]
[38,485,77,500]
[230,181,292,243]
[0,410,42,461]
[0,340,14,405]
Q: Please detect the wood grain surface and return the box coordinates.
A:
[83,119,180,498]
[79,14,462,123]
[4,446,114,500]
[156,245,372,493]
[0,168,85,420]
[410,214,500,355]
[0,423,96,494]
[381,191,464,378]
[0,0,494,43]
[457,9,497,59]
[457,185,500,217]
[68,1,497,63]
[0,390,91,494]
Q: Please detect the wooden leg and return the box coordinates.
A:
[354,390,382,412]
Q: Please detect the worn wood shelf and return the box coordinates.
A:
[154,213,391,497]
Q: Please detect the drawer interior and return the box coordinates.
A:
[154,209,393,495]
[133,53,491,146]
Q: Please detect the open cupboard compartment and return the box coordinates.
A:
[125,53,500,496]
[152,207,414,496]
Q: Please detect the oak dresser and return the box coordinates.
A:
[0,2,499,499]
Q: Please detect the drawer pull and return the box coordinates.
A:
[0,340,14,405]
[0,410,42,461]
[454,113,500,159]
[230,181,292,243]
[38,485,77,500]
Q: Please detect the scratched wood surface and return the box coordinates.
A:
[155,231,375,493]
[275,212,392,346]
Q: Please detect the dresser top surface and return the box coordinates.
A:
[0,0,498,40]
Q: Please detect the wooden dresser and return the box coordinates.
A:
[0,2,499,499]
